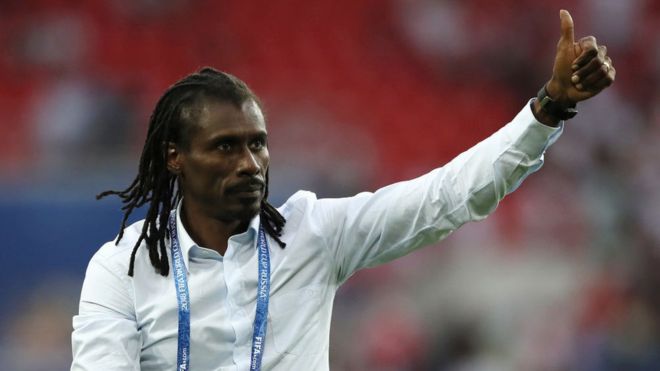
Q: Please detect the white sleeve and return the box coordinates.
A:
[311,102,563,284]
[71,253,140,371]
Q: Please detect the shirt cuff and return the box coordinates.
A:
[507,99,564,158]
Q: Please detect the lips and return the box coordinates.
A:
[228,179,265,198]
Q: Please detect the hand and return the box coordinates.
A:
[545,10,616,106]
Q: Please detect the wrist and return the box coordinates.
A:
[531,98,562,127]
[546,79,574,107]
[533,82,577,125]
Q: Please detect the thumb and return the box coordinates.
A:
[559,9,575,45]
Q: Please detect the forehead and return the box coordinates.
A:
[187,99,266,140]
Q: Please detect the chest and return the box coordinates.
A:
[131,234,335,368]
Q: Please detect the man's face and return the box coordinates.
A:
[168,98,269,223]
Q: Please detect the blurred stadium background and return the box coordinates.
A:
[1,0,659,370]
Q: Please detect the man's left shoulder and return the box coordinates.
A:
[277,190,318,217]
[275,190,323,239]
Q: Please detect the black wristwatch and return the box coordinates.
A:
[536,85,578,121]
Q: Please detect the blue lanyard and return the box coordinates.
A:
[168,210,271,371]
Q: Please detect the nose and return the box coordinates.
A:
[236,147,261,176]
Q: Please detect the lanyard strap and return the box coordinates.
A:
[249,219,270,370]
[168,210,271,371]
[169,212,191,370]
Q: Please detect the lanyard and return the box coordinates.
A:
[168,210,271,371]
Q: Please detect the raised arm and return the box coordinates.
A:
[311,10,615,285]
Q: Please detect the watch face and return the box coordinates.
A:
[540,96,553,108]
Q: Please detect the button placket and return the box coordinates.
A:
[226,240,259,366]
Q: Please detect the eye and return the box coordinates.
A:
[250,137,267,150]
[217,142,232,152]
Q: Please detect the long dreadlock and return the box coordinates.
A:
[97,67,286,277]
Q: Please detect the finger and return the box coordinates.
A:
[588,73,615,91]
[578,36,598,51]
[572,36,598,70]
[559,9,575,45]
[575,64,609,89]
[607,59,616,83]
[605,58,616,84]
[576,58,615,91]
[572,50,605,83]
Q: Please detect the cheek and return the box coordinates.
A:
[260,150,270,169]
[185,159,231,188]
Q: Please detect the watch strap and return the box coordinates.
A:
[536,85,577,120]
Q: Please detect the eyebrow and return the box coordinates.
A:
[207,130,268,143]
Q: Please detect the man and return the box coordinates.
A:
[71,10,615,370]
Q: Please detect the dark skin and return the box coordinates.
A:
[166,10,615,256]
[533,10,616,126]
[167,99,269,255]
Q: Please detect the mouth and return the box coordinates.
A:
[228,180,265,199]
[233,189,263,199]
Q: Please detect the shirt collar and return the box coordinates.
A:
[174,200,261,270]
[227,214,261,252]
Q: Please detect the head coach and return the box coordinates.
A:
[71,10,615,371]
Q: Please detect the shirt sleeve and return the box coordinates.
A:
[71,250,141,371]
[311,102,563,284]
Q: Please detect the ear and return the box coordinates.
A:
[166,142,183,175]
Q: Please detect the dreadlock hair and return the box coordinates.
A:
[97,67,286,277]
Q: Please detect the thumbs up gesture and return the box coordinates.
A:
[546,10,615,106]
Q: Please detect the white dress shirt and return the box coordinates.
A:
[71,103,562,370]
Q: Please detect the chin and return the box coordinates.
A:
[220,193,264,221]
[235,201,262,220]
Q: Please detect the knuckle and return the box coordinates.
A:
[580,36,597,49]
[582,47,598,58]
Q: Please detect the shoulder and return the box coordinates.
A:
[77,220,148,308]
[277,190,362,238]
[277,190,318,217]
[276,190,320,237]
[88,219,146,278]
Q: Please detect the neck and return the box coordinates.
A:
[179,199,251,256]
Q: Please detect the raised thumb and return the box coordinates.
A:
[559,9,575,45]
